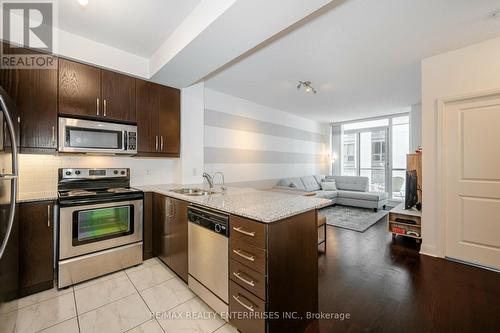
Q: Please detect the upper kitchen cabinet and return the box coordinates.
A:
[59,58,136,123]
[59,58,101,118]
[101,69,136,122]
[0,43,57,153]
[136,79,180,157]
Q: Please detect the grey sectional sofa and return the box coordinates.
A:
[275,175,388,211]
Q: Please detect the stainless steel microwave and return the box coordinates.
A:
[58,117,137,155]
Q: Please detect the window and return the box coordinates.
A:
[336,114,410,199]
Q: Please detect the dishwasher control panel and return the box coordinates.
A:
[187,206,229,237]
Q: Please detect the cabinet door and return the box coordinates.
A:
[136,79,159,153]
[158,86,180,156]
[153,194,171,266]
[19,201,54,296]
[143,192,153,260]
[59,58,101,117]
[18,65,58,151]
[170,198,188,282]
[101,69,136,122]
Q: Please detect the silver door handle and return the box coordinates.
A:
[103,99,107,117]
[47,205,51,227]
[96,98,100,116]
[0,174,18,179]
[233,227,255,237]
[233,272,255,287]
[155,136,159,151]
[51,126,55,146]
[160,136,163,151]
[233,249,255,262]
[232,295,255,312]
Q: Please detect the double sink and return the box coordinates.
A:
[171,188,217,196]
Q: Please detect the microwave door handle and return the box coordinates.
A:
[124,131,127,151]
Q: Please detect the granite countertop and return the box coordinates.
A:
[17,191,58,203]
[136,184,331,223]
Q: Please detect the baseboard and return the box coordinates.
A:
[419,243,439,257]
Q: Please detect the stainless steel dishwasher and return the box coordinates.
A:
[187,205,229,315]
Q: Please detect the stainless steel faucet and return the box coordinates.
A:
[202,172,214,190]
[212,172,226,191]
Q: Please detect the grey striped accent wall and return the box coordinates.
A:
[203,89,329,184]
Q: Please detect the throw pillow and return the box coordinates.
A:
[321,181,337,191]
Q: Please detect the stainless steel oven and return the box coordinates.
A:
[57,168,143,288]
[59,199,142,260]
[58,117,137,155]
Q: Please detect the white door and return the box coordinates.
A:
[444,94,500,270]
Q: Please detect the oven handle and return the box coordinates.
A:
[59,194,144,207]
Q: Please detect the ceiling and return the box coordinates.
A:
[58,0,201,57]
[205,0,500,123]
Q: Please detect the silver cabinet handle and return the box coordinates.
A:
[160,136,164,151]
[96,98,100,116]
[47,204,51,227]
[233,227,255,237]
[233,249,255,262]
[155,136,159,151]
[103,99,107,117]
[232,295,255,312]
[51,126,55,146]
[233,272,255,287]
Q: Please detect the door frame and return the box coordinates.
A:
[435,88,500,258]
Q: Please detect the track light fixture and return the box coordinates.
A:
[297,81,317,94]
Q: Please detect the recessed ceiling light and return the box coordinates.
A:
[78,0,89,7]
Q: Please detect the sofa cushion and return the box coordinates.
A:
[301,176,321,191]
[314,190,338,199]
[314,175,325,184]
[320,181,337,191]
[326,176,369,192]
[337,190,387,201]
[288,177,306,190]
[277,178,293,187]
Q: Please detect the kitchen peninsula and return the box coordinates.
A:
[138,185,330,333]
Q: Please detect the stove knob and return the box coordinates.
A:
[120,170,126,175]
[65,171,72,176]
[75,170,81,175]
[215,224,222,233]
[113,170,119,175]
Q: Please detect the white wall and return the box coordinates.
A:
[204,89,330,186]
[410,103,422,152]
[421,36,500,257]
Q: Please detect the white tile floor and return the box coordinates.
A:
[0,258,238,333]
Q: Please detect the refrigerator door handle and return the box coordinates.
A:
[0,94,19,260]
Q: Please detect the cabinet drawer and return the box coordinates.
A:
[230,259,266,301]
[230,239,266,274]
[230,216,266,249]
[229,281,266,333]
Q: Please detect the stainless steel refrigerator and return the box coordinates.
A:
[0,86,19,304]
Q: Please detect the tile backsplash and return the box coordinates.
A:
[18,154,178,198]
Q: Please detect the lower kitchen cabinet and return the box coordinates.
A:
[143,192,154,260]
[153,194,188,282]
[18,201,55,296]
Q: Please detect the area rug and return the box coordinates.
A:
[319,205,389,232]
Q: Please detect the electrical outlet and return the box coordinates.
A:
[146,169,151,176]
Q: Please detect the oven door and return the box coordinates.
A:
[58,117,137,155]
[59,199,143,260]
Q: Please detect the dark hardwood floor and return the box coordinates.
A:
[317,218,500,333]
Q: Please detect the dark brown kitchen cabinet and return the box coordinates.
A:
[59,58,101,118]
[136,80,180,157]
[59,58,136,122]
[101,69,136,122]
[0,42,58,154]
[153,194,188,282]
[143,192,154,260]
[18,201,55,297]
